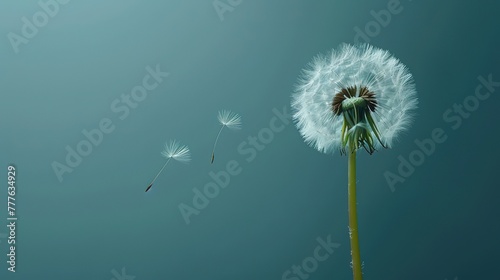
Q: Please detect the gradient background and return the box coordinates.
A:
[1,0,499,279]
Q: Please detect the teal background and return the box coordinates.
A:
[1,0,499,279]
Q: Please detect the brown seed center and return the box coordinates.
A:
[332,86,377,115]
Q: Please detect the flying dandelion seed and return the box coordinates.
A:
[145,140,191,192]
[291,43,417,280]
[210,110,242,163]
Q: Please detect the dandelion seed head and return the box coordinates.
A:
[292,43,418,154]
[161,140,191,163]
[218,110,242,130]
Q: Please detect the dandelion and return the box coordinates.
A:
[291,43,417,280]
[145,140,191,192]
[210,110,242,163]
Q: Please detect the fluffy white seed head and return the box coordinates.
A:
[291,43,418,154]
[161,140,191,163]
[218,110,242,130]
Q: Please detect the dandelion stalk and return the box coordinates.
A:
[291,44,418,279]
[348,146,362,280]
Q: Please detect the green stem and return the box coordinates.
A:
[348,146,363,280]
